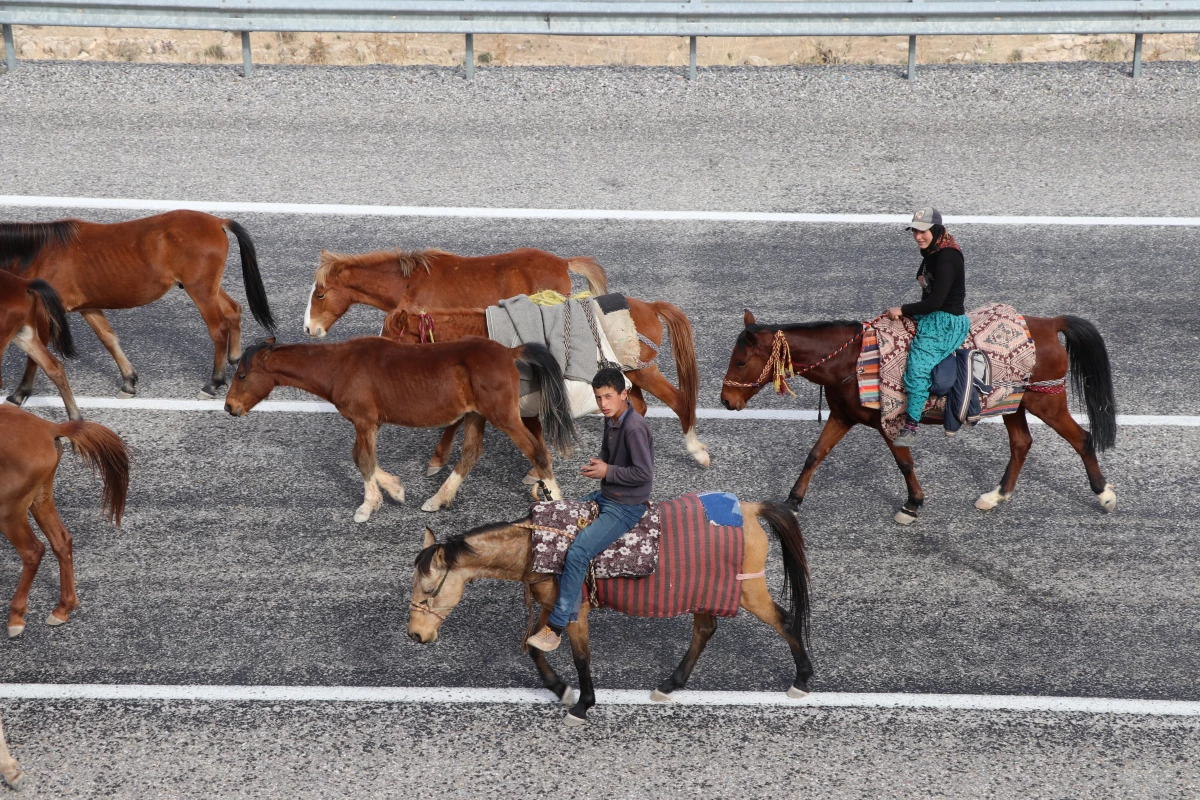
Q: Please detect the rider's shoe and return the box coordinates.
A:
[893,427,919,448]
[526,626,562,652]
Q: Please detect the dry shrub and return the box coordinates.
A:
[1008,48,1023,63]
[1089,38,1125,62]
[279,31,297,44]
[112,40,141,62]
[308,35,329,64]
[204,43,227,61]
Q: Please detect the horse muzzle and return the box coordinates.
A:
[408,630,437,644]
[224,402,245,417]
[304,324,326,338]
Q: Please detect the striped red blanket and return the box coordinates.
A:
[856,303,1038,440]
[588,493,746,619]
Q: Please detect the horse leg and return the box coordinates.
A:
[185,288,232,399]
[886,435,926,525]
[492,413,561,501]
[564,602,595,725]
[2,512,46,639]
[81,310,139,398]
[627,384,648,416]
[651,613,718,702]
[628,364,710,468]
[739,576,814,697]
[520,416,554,485]
[422,414,484,512]
[787,412,853,509]
[351,422,387,523]
[976,408,1033,510]
[426,419,464,477]
[0,712,23,791]
[218,289,243,366]
[527,582,576,706]
[12,325,82,421]
[6,311,50,406]
[29,477,78,626]
[1026,393,1116,512]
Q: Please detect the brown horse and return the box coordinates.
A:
[1,270,80,420]
[302,247,608,338]
[0,405,129,638]
[224,337,577,518]
[720,312,1118,523]
[379,298,709,470]
[0,712,21,790]
[408,501,812,725]
[1,211,276,401]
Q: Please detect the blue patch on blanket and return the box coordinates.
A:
[697,492,743,527]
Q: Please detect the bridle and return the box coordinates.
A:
[409,565,452,623]
[723,319,881,396]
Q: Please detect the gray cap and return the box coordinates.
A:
[907,207,942,232]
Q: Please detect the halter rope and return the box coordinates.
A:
[722,318,880,396]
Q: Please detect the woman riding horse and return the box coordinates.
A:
[884,207,970,448]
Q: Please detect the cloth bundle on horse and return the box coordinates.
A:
[721,306,1117,524]
[408,495,812,725]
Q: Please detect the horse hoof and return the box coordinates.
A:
[559,687,576,707]
[650,689,673,703]
[1098,484,1117,513]
[893,509,918,526]
[353,507,373,523]
[427,465,445,478]
[116,390,136,400]
[787,685,810,700]
[975,487,1010,510]
[420,498,443,513]
[694,451,712,469]
[46,612,67,627]
[563,712,587,727]
[197,388,217,400]
[7,624,24,639]
[2,771,24,791]
[522,472,539,486]
[5,394,24,407]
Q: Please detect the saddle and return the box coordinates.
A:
[529,498,661,578]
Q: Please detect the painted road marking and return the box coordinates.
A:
[20,395,1200,427]
[0,683,1196,716]
[3,195,1200,226]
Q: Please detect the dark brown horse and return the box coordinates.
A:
[720,312,1118,523]
[1,270,80,420]
[224,337,577,518]
[303,247,608,338]
[379,298,709,469]
[408,501,812,725]
[1,211,276,400]
[0,405,129,639]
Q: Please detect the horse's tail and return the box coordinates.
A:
[755,502,810,647]
[55,420,130,525]
[1059,315,1117,452]
[650,301,700,434]
[567,256,608,296]
[27,278,76,358]
[224,220,276,332]
[514,342,579,457]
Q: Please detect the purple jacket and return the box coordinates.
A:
[599,405,655,505]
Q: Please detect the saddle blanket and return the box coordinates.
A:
[857,303,1038,441]
[530,498,661,578]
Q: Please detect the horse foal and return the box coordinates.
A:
[1,271,80,420]
[224,337,578,520]
[0,405,129,638]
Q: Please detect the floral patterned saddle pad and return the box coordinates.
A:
[529,498,660,578]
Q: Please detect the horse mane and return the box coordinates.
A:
[0,220,79,272]
[737,320,859,348]
[413,520,524,576]
[315,248,451,286]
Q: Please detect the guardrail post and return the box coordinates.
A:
[465,33,474,80]
[907,35,917,80]
[2,24,15,73]
[1132,32,1143,78]
[241,31,253,78]
[689,35,697,80]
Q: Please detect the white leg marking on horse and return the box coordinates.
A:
[422,472,464,513]
[893,509,918,525]
[975,486,1011,511]
[354,480,383,523]
[650,689,674,703]
[6,625,24,639]
[684,429,711,468]
[560,687,576,707]
[787,685,810,699]
[374,470,405,503]
[1098,483,1117,513]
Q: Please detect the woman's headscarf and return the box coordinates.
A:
[920,223,961,256]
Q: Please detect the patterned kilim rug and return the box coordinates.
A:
[530,498,661,579]
[857,303,1038,441]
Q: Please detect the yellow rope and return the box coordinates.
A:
[528,289,593,306]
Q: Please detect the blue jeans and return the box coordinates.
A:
[548,491,647,629]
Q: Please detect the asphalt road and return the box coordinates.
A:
[1,59,1199,798]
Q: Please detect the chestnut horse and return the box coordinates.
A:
[720,312,1118,523]
[1,211,276,401]
[408,501,812,725]
[0,712,20,790]
[224,338,577,518]
[1,270,80,420]
[302,247,608,338]
[0,405,129,639]
[379,299,709,470]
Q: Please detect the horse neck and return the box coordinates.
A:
[343,264,407,311]
[455,523,534,583]
[261,344,341,401]
[428,309,487,338]
[777,323,862,386]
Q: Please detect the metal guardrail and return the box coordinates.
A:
[3,1,1199,79]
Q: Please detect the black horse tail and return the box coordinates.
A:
[27,279,76,358]
[756,502,810,647]
[515,343,579,457]
[225,220,276,332]
[1060,316,1117,452]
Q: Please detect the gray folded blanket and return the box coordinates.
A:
[485,295,599,387]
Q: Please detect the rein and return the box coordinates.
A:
[724,319,880,396]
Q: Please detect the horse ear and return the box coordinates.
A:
[423,527,436,549]
[743,310,756,327]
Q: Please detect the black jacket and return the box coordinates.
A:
[902,246,966,317]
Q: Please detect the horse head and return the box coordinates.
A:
[303,251,358,337]
[408,528,471,644]
[379,308,411,342]
[224,337,277,417]
[720,310,776,411]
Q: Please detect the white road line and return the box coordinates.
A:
[2,195,1200,226]
[0,683,1196,716]
[20,396,1200,427]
